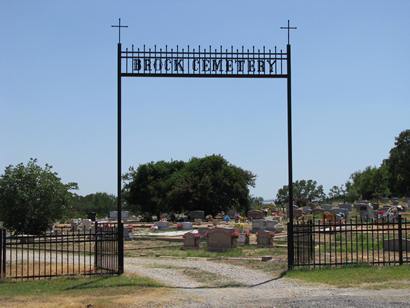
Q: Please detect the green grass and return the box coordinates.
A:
[320,233,384,253]
[286,265,410,288]
[0,275,162,297]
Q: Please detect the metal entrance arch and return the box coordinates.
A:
[112,19,297,273]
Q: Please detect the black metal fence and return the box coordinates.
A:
[0,222,119,279]
[291,215,409,268]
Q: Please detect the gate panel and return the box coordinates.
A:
[95,223,119,273]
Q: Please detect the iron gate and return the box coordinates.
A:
[0,222,119,279]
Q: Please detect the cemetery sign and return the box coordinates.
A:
[122,45,288,78]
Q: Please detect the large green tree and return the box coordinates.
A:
[0,159,77,234]
[124,155,255,216]
[276,179,325,207]
[384,129,410,197]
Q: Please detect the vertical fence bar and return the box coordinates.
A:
[398,214,403,265]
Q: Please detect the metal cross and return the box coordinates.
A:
[280,20,297,45]
[111,18,128,44]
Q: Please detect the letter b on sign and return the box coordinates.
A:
[133,59,142,71]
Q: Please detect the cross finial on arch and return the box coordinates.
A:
[280,20,297,45]
[111,18,128,44]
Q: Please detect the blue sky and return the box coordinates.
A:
[1,1,409,199]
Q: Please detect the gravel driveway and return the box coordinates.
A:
[125,257,410,308]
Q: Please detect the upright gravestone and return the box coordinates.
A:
[265,220,278,232]
[154,221,170,230]
[183,232,200,249]
[247,210,265,220]
[252,219,266,232]
[339,203,352,211]
[257,231,274,248]
[207,228,238,252]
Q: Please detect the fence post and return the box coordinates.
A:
[398,214,403,265]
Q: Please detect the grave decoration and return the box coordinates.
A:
[237,230,250,245]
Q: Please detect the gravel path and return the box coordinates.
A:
[125,257,410,307]
[7,251,410,307]
[125,257,273,287]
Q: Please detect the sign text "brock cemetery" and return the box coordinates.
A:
[121,46,288,78]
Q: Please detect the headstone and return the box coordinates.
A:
[252,219,265,232]
[256,231,274,248]
[247,210,265,220]
[322,204,333,211]
[383,238,410,252]
[294,208,304,219]
[312,207,324,215]
[207,228,238,252]
[181,221,193,230]
[265,220,278,232]
[274,223,284,233]
[183,232,200,249]
[78,219,92,232]
[109,211,129,221]
[330,208,341,215]
[154,221,170,230]
[124,227,133,241]
[359,204,374,221]
[339,203,352,211]
[189,210,205,221]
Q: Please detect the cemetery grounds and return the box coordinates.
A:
[2,221,410,307]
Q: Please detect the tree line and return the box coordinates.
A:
[276,129,410,206]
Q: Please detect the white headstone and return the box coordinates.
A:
[109,211,129,221]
